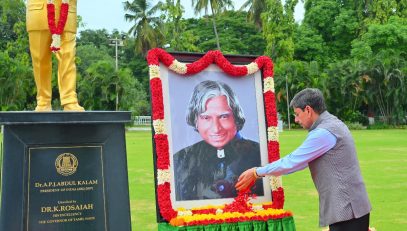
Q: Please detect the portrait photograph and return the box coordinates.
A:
[160,63,272,209]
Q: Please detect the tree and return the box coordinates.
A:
[324,59,368,123]
[178,11,265,55]
[239,0,267,29]
[159,0,189,51]
[293,24,325,63]
[365,0,399,24]
[262,0,298,62]
[362,52,406,124]
[76,44,113,76]
[349,16,407,124]
[77,29,111,49]
[78,60,146,113]
[273,60,330,125]
[0,51,33,111]
[159,0,200,52]
[351,16,407,60]
[120,37,151,101]
[123,0,164,55]
[303,0,340,41]
[0,0,35,110]
[192,0,234,50]
[331,9,359,58]
[0,0,26,50]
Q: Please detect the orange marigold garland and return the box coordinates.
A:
[147,48,287,225]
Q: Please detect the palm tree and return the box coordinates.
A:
[160,0,185,50]
[192,0,234,50]
[366,52,406,124]
[123,0,164,55]
[239,0,267,29]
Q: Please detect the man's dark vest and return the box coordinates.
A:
[308,111,371,226]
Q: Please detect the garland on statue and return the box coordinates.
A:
[147,48,287,226]
[47,0,69,52]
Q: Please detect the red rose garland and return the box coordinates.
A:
[47,0,70,52]
[147,48,286,224]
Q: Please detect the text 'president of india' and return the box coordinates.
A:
[174,80,264,201]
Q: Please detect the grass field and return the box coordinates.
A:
[128,129,407,231]
[1,129,406,230]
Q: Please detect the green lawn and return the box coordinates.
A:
[128,129,407,231]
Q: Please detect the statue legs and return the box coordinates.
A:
[28,30,83,111]
[29,30,53,111]
[55,32,83,111]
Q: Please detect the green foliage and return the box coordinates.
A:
[77,60,146,112]
[0,51,33,110]
[323,59,366,122]
[191,0,234,50]
[0,0,35,110]
[170,11,265,55]
[349,17,407,124]
[239,0,267,29]
[293,24,325,63]
[344,122,365,130]
[366,0,399,24]
[331,9,359,58]
[124,0,164,55]
[76,45,114,74]
[120,38,151,101]
[262,0,297,62]
[159,0,197,51]
[300,0,364,62]
[362,52,406,124]
[342,110,368,125]
[367,122,391,130]
[77,29,111,49]
[0,0,26,50]
[303,0,340,42]
[75,29,150,114]
[351,16,407,60]
[273,60,329,123]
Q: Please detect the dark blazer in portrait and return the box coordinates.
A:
[174,135,264,201]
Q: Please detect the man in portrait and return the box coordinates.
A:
[174,80,263,201]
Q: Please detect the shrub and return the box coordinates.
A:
[345,122,366,130]
[367,122,391,129]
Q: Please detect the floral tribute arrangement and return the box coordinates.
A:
[147,48,293,228]
[47,0,69,52]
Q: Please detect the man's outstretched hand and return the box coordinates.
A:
[235,167,258,191]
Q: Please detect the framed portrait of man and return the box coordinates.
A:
[162,64,271,208]
[148,50,282,223]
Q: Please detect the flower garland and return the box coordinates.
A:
[147,48,286,225]
[47,0,69,52]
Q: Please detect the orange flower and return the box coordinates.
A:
[170,217,185,226]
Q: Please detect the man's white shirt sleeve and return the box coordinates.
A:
[256,128,337,176]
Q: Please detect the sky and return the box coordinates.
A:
[77,0,304,33]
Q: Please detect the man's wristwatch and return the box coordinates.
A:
[253,167,262,179]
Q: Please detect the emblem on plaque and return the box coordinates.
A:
[55,153,78,176]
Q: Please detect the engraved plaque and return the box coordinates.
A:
[27,146,106,230]
[0,112,132,231]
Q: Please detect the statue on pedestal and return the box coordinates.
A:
[26,0,84,111]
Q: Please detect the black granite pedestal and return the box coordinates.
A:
[0,112,132,231]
